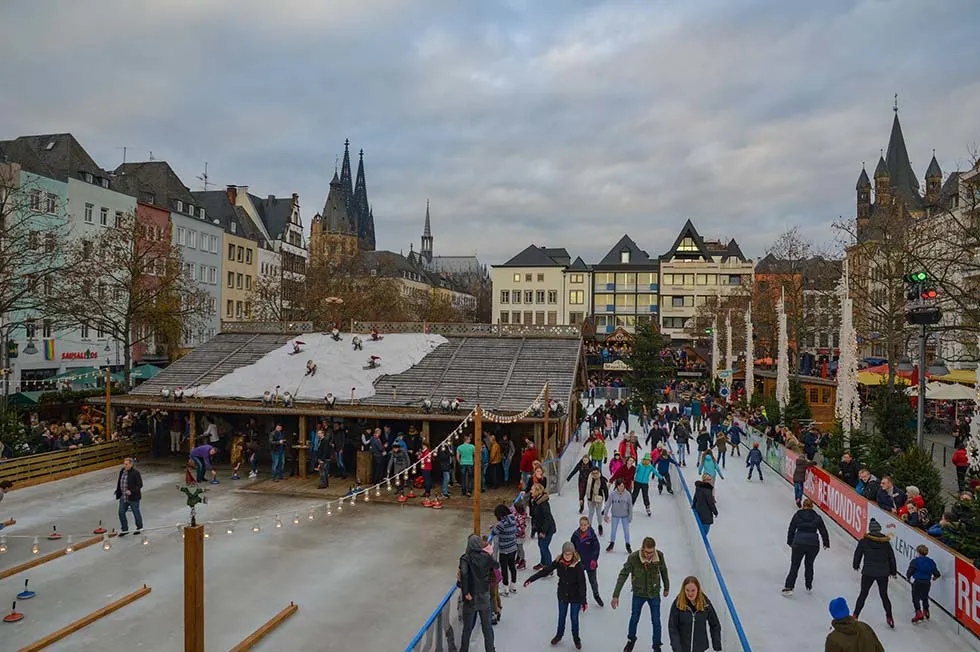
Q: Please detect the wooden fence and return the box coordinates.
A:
[0,439,149,488]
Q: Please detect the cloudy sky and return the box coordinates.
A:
[2,0,979,265]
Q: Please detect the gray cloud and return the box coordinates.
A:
[2,0,978,264]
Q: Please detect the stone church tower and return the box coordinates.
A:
[310,139,377,261]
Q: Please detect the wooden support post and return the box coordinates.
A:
[543,383,550,458]
[473,405,482,535]
[421,420,430,446]
[0,533,114,581]
[188,412,196,450]
[105,367,112,440]
[228,602,299,652]
[184,524,205,652]
[19,585,151,651]
[298,415,308,480]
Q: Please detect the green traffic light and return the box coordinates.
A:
[913,271,927,282]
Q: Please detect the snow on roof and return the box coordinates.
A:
[188,332,447,401]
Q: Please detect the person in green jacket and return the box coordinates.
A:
[825,596,884,652]
[588,434,608,473]
[611,536,670,652]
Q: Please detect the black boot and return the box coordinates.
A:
[598,524,604,536]
[625,543,632,553]
[623,639,636,652]
[573,634,582,649]
[551,635,562,645]
[595,595,604,607]
[606,542,614,552]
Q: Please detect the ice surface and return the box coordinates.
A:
[190,332,447,401]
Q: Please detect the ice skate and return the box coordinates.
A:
[781,588,793,596]
[886,617,894,628]
[912,610,924,624]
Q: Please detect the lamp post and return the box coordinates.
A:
[897,329,949,449]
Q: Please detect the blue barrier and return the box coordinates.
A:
[675,464,753,652]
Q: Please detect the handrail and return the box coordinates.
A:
[675,465,753,652]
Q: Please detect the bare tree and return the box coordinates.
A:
[411,290,467,323]
[53,210,211,388]
[305,255,413,328]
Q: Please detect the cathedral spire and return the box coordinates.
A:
[421,199,433,263]
[340,138,354,204]
[424,199,432,236]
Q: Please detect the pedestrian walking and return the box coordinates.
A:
[825,597,884,652]
[519,441,538,488]
[491,504,519,596]
[852,518,897,628]
[388,439,412,501]
[692,475,717,535]
[114,457,143,536]
[571,516,604,606]
[418,442,434,502]
[525,541,588,649]
[584,467,609,536]
[746,442,763,481]
[529,483,557,570]
[781,498,830,595]
[906,544,941,623]
[501,433,515,484]
[612,536,670,652]
[568,454,593,514]
[458,534,499,652]
[604,478,633,553]
[667,576,721,652]
[487,435,502,489]
[952,445,969,493]
[269,424,287,482]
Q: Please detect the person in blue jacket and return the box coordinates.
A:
[655,447,675,495]
[803,431,818,461]
[698,451,724,482]
[571,515,604,606]
[631,453,662,516]
[727,423,743,457]
[906,544,941,623]
[746,443,763,481]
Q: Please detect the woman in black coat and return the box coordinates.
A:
[567,454,593,514]
[853,517,898,627]
[782,498,830,594]
[668,575,722,652]
[525,541,588,648]
[692,475,718,534]
[529,484,558,569]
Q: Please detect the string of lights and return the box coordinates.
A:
[0,384,553,552]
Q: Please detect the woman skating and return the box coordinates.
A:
[853,518,897,628]
[604,478,634,553]
[667,576,722,652]
[525,541,588,649]
[530,483,557,570]
[781,498,830,595]
[571,516,604,606]
[692,475,717,535]
[584,467,609,536]
[568,454,593,514]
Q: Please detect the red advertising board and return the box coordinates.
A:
[803,464,868,540]
[781,448,797,483]
[956,556,980,638]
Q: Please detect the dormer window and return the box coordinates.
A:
[620,250,630,264]
[101,178,109,188]
[677,237,698,252]
[176,200,184,213]
[199,207,206,220]
[83,172,93,183]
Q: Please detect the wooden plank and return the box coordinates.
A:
[228,602,299,652]
[0,532,114,581]
[184,525,205,652]
[17,585,151,652]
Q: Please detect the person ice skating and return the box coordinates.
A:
[524,463,547,494]
[189,443,218,483]
[513,500,529,570]
[571,516,603,606]
[782,498,830,595]
[906,544,941,623]
[525,541,588,650]
[713,430,728,469]
[697,450,723,482]
[852,518,897,628]
[530,483,557,569]
[695,428,711,462]
[825,597,884,652]
[619,431,640,461]
[673,422,691,466]
[667,576,721,652]
[609,451,625,479]
[584,467,609,536]
[568,454,593,513]
[792,454,811,507]
[484,539,503,624]
[269,424,287,481]
[727,422,743,457]
[604,478,633,553]
[388,439,412,501]
[746,442,763,481]
[520,441,538,487]
[692,475,717,535]
[611,456,637,493]
[655,446,675,495]
[589,433,609,473]
[458,534,499,652]
[114,457,143,536]
[611,536,670,652]
[491,504,519,595]
[632,453,660,516]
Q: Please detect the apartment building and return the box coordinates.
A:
[590,235,659,335]
[491,245,591,327]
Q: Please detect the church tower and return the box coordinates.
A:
[421,199,433,263]
[310,169,358,263]
[856,165,871,238]
[354,149,376,251]
[925,151,942,206]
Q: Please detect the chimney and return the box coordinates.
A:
[267,194,275,203]
[226,185,237,204]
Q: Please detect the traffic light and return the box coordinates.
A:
[903,271,928,284]
[920,286,938,300]
[903,270,941,324]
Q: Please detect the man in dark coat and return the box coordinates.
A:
[315,430,333,489]
[782,498,830,594]
[838,453,860,488]
[458,534,499,652]
[114,457,144,536]
[692,476,717,534]
[852,519,897,627]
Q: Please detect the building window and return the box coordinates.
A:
[524,290,533,303]
[499,312,510,324]
[536,273,544,282]
[534,311,545,325]
[187,231,197,249]
[45,193,58,214]
[209,267,217,284]
[80,324,90,339]
[246,249,252,264]
[237,246,243,262]
[245,275,251,290]
[235,301,243,319]
[84,203,94,223]
[616,294,636,309]
[568,290,584,305]
[29,190,41,211]
[696,274,717,285]
[620,250,630,263]
[183,262,194,280]
[569,312,583,325]
[42,319,52,338]
[226,300,233,317]
[547,311,557,325]
[525,273,532,282]
[677,237,698,252]
[176,200,184,213]
[228,243,235,260]
[43,277,53,296]
[500,290,510,304]
[227,272,234,288]
[115,211,123,227]
[511,311,521,324]
[512,273,520,282]
[524,311,533,325]
[245,302,251,318]
[569,273,584,284]
[547,290,558,304]
[100,207,108,226]
[535,290,545,304]
[236,273,243,289]
[512,291,521,304]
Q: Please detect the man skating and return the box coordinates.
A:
[612,536,670,652]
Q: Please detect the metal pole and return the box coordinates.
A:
[105,367,112,440]
[917,323,926,449]
[472,404,482,535]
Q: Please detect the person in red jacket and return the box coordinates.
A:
[618,432,640,462]
[952,446,969,492]
[520,442,538,488]
[610,456,637,492]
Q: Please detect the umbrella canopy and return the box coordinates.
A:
[858,370,910,386]
[929,383,976,401]
[933,368,976,386]
[6,391,44,408]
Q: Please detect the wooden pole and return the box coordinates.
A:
[228,602,299,652]
[298,415,308,480]
[105,367,112,440]
[18,585,151,651]
[184,524,205,652]
[188,412,197,450]
[0,533,113,581]
[472,405,482,535]
[543,383,550,457]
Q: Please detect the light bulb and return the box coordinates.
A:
[252,520,261,533]
[65,536,74,553]
[327,506,332,517]
[274,515,283,529]
[308,510,315,521]
[204,529,210,539]
[375,487,381,497]
[292,512,300,525]
[141,534,149,546]
[227,519,237,535]
[0,536,6,553]
[32,537,40,555]
[102,535,112,551]
[364,492,370,502]
[337,502,343,512]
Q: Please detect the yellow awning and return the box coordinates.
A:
[932,368,976,386]
[857,371,910,386]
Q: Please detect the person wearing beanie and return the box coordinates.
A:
[457,533,499,652]
[781,498,830,595]
[852,518,897,628]
[746,442,764,481]
[524,540,588,649]
[571,516,604,606]
[825,597,884,652]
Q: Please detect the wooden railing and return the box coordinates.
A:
[0,439,148,488]
[352,321,583,339]
[220,321,312,334]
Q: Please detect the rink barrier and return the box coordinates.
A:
[19,584,151,651]
[229,602,299,651]
[0,439,147,489]
[675,465,753,651]
[404,416,588,652]
[737,423,980,643]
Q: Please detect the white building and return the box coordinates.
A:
[491,245,591,327]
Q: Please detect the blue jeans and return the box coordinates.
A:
[557,600,581,638]
[442,471,450,496]
[794,481,804,503]
[677,445,686,465]
[610,516,631,544]
[118,499,143,532]
[271,449,285,480]
[538,533,553,566]
[503,459,512,483]
[461,465,474,495]
[192,456,207,482]
[628,596,662,645]
[748,461,763,480]
[521,471,531,488]
[718,449,727,468]
[335,454,346,477]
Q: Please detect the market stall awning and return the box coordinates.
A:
[858,370,910,386]
[111,364,163,384]
[5,391,44,408]
[48,366,103,387]
[933,368,976,386]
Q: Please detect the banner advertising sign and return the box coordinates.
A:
[955,556,980,638]
[806,465,868,541]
